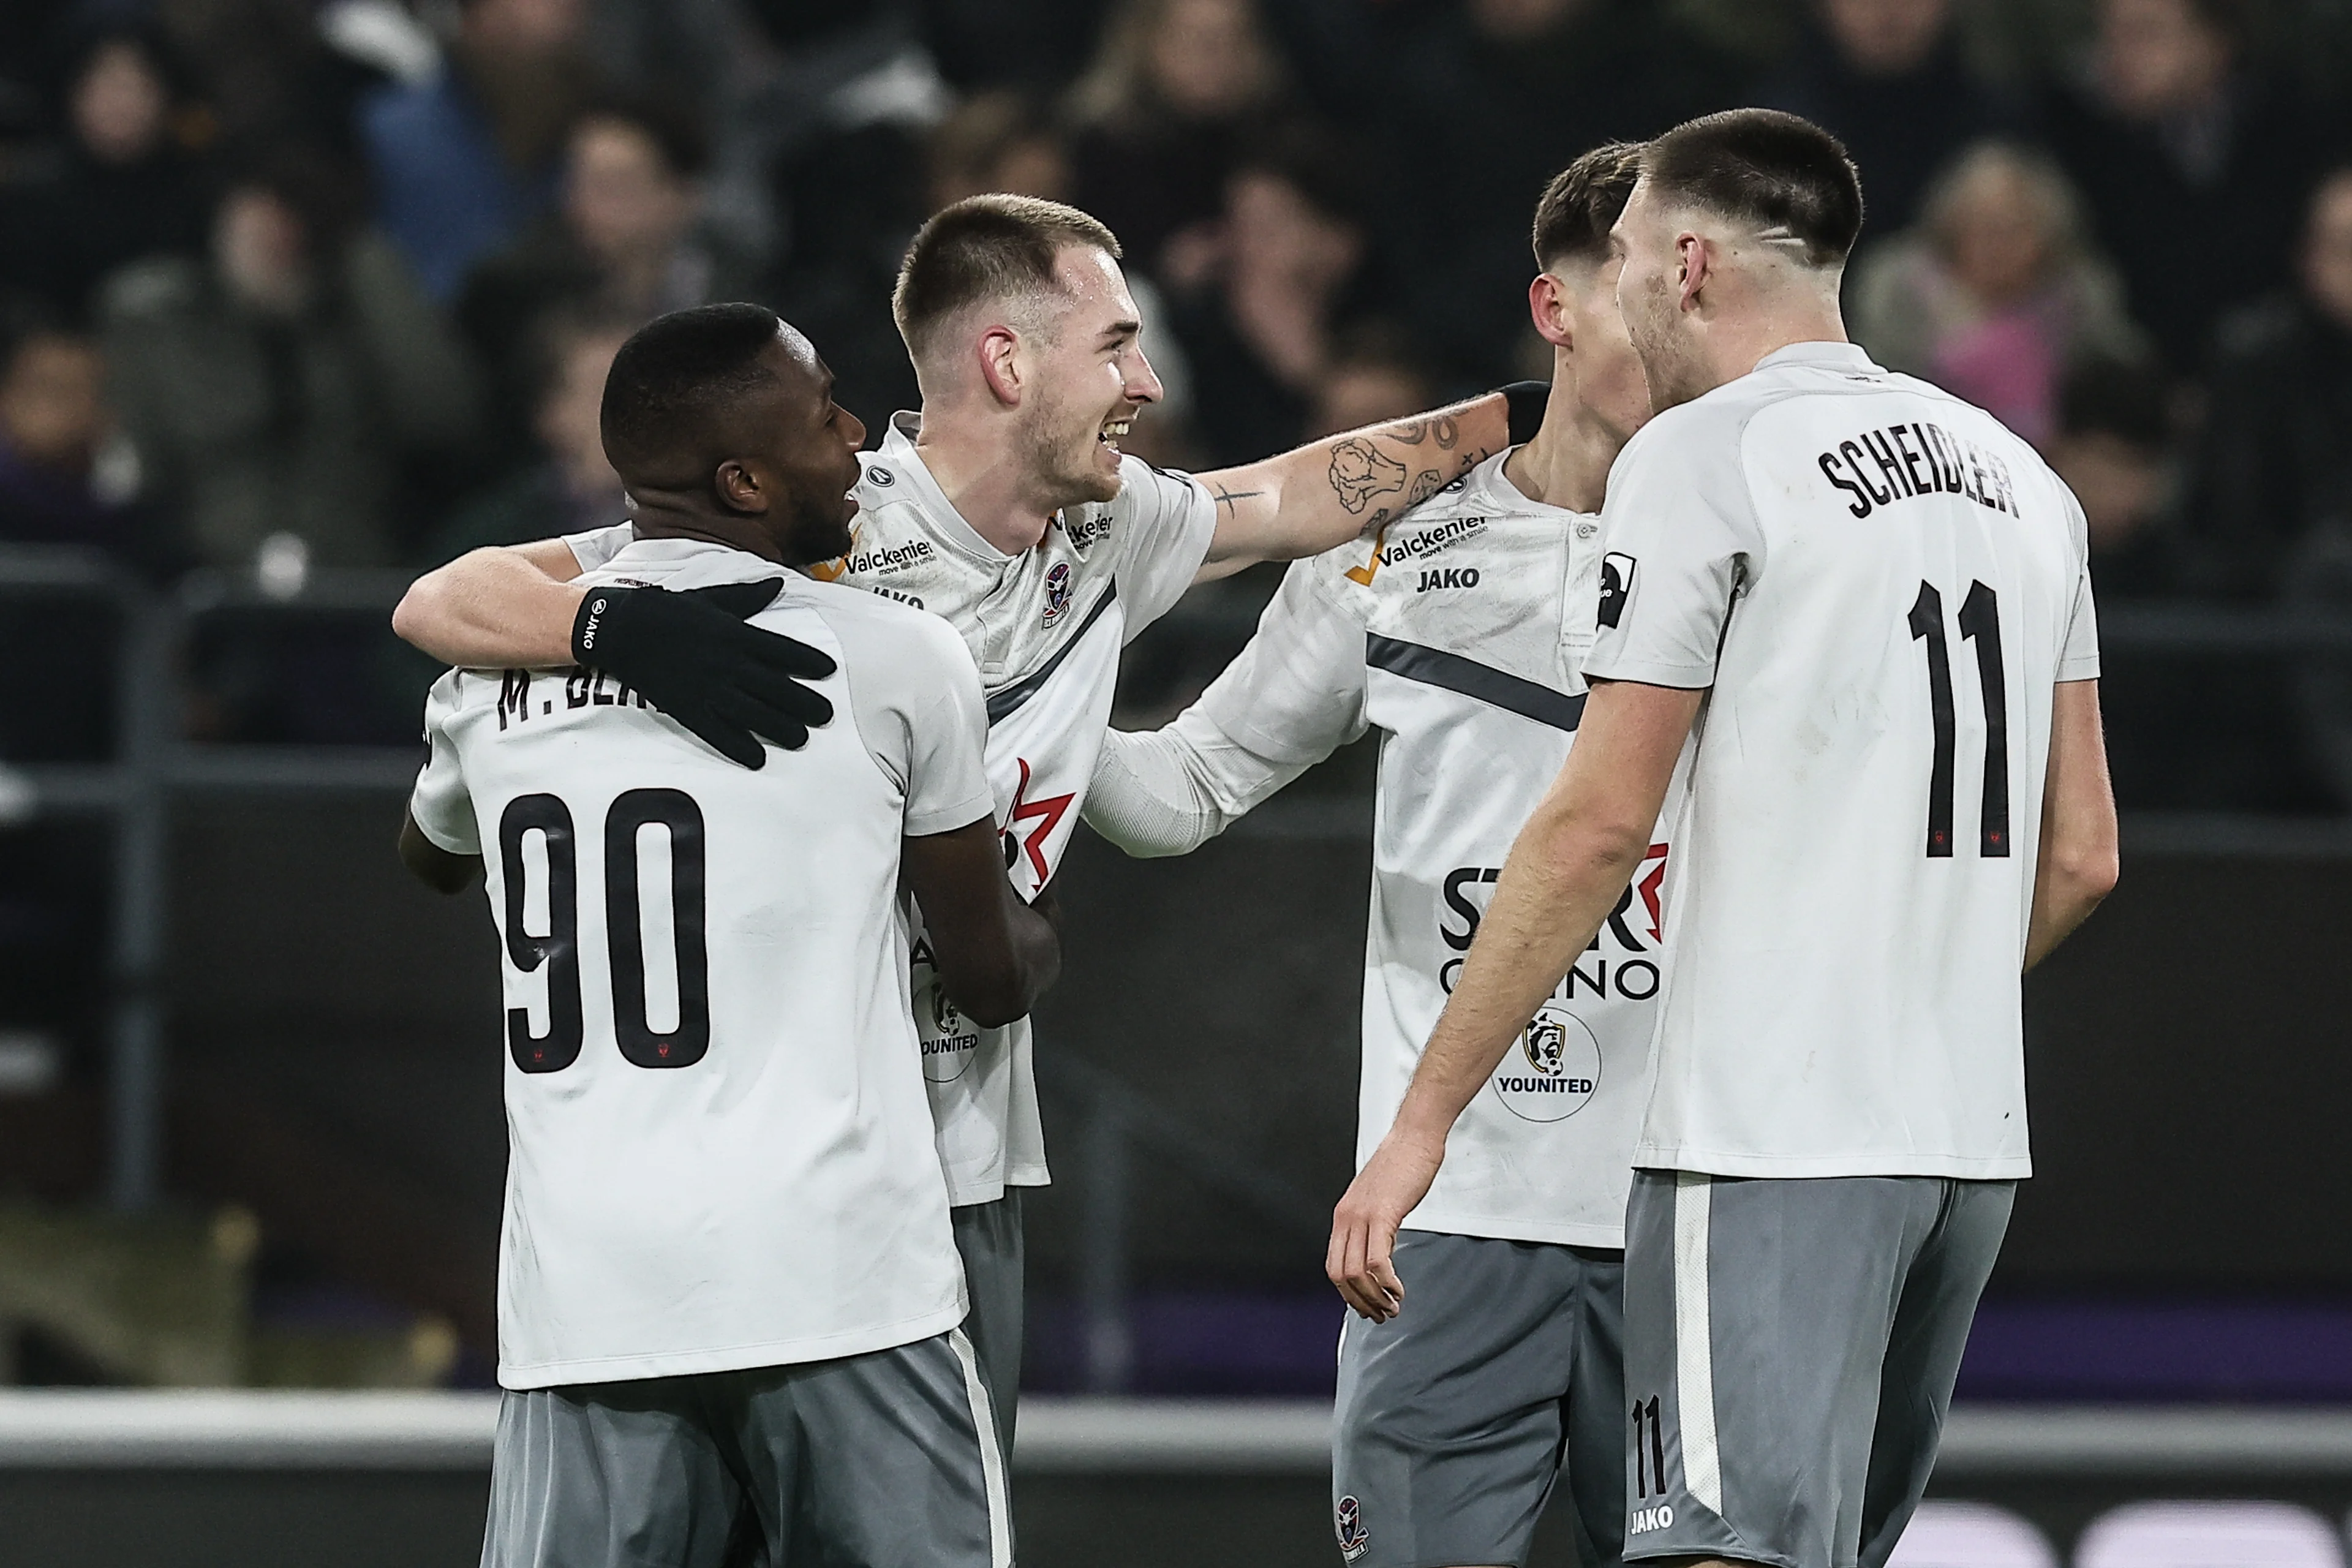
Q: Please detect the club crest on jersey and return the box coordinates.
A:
[1494,1003,1599,1123]
[1335,1495,1368,1561]
[1041,561,1074,625]
[911,936,981,1083]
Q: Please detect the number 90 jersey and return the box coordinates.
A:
[1586,342,2100,1181]
[408,540,997,1390]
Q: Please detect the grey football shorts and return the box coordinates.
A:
[1621,1172,2014,1568]
[479,1327,1009,1568]
[1332,1229,1627,1568]
[951,1191,1023,1460]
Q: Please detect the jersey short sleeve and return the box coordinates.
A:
[1195,553,1370,766]
[818,599,995,837]
[2057,490,2101,682]
[1109,457,1217,638]
[1583,410,1768,690]
[562,522,633,575]
[407,669,480,854]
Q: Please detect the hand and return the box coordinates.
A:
[572,581,836,768]
[1325,1126,1444,1322]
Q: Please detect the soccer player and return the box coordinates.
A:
[391,195,1534,1443]
[1084,146,1657,1568]
[1328,110,2119,1568]
[400,304,1055,1566]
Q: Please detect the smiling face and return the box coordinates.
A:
[1013,244,1164,510]
[722,330,868,565]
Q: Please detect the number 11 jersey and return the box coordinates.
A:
[1586,341,2099,1182]
[408,538,997,1389]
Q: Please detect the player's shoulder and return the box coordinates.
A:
[777,576,975,683]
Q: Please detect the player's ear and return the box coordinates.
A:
[1676,232,1710,313]
[715,458,768,514]
[977,323,1023,408]
[1529,272,1575,351]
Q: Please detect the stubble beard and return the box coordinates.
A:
[1019,388,1122,513]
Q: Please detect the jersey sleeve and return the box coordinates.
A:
[406,670,480,854]
[1582,414,1766,690]
[561,522,633,575]
[1196,554,1370,764]
[1085,556,1369,856]
[826,604,996,837]
[1109,456,1218,639]
[2057,489,2101,682]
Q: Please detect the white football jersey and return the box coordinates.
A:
[568,412,1216,1202]
[1093,451,1676,1247]
[408,538,996,1389]
[1585,341,2100,1181]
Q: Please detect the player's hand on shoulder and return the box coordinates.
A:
[1325,1129,1442,1322]
[570,581,839,769]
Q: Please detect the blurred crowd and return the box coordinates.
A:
[8,0,2352,801]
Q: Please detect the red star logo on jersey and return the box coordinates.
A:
[1637,843,1668,941]
[1003,757,1074,884]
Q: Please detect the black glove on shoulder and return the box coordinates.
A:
[1499,380,1550,447]
[571,580,837,769]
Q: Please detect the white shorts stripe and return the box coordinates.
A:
[1673,1172,1724,1516]
[948,1327,1012,1568]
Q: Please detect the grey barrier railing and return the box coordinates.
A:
[8,542,2352,1379]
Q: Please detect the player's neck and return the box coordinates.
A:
[631,507,793,567]
[1702,293,1849,393]
[909,408,1057,556]
[1502,378,1615,515]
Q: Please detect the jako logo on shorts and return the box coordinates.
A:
[1630,1504,1676,1534]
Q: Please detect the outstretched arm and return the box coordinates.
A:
[1088,557,1369,856]
[393,538,588,668]
[1191,391,1513,583]
[903,817,1063,1027]
[1326,679,1701,1321]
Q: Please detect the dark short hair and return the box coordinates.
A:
[1532,142,1642,271]
[892,195,1120,362]
[1641,109,1864,269]
[600,303,787,473]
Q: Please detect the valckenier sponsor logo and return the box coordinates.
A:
[1371,514,1487,570]
[842,538,935,575]
[1057,511,1112,549]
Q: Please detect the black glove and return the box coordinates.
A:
[571,580,837,769]
[1499,380,1550,446]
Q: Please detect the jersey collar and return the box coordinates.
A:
[875,412,1013,565]
[1753,340,1883,377]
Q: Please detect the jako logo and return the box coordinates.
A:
[1630,1505,1675,1534]
[576,595,608,649]
[1416,567,1480,592]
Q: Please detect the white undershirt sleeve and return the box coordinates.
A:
[1085,554,1368,858]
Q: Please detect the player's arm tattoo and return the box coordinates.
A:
[1381,415,1461,451]
[1329,438,1411,514]
[1212,483,1267,516]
